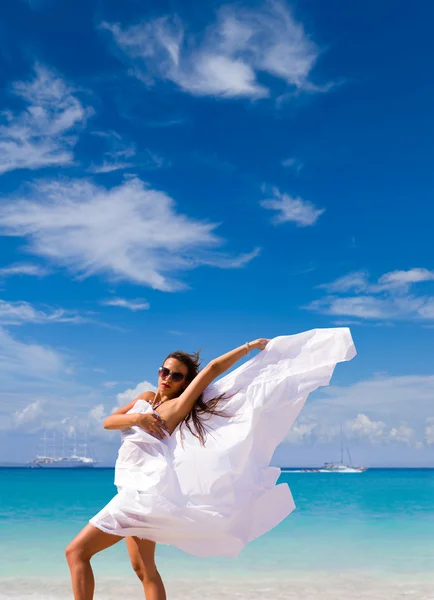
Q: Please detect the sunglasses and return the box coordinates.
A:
[158,366,186,383]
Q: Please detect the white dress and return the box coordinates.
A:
[90,328,356,557]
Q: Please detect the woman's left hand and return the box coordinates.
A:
[250,338,269,351]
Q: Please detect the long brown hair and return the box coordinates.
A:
[164,350,229,445]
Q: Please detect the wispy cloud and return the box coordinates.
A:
[102,297,150,311]
[0,326,67,380]
[145,118,186,128]
[0,176,258,291]
[87,131,136,174]
[0,64,92,175]
[102,1,323,100]
[378,268,434,290]
[0,299,82,325]
[281,157,303,172]
[318,271,370,294]
[102,381,120,389]
[87,133,167,174]
[307,268,434,322]
[13,399,45,427]
[260,186,324,226]
[88,161,133,174]
[0,263,48,278]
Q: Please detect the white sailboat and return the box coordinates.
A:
[318,425,366,473]
[28,432,96,469]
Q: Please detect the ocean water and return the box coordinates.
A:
[1,468,433,599]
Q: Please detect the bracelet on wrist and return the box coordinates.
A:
[245,341,251,355]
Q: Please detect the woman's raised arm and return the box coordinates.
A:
[164,338,268,431]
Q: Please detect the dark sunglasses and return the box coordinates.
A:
[158,366,186,383]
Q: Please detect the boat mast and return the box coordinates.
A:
[347,445,353,466]
[83,430,87,459]
[340,424,344,465]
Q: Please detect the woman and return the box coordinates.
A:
[66,329,355,600]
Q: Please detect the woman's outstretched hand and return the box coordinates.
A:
[249,338,269,351]
[134,413,170,440]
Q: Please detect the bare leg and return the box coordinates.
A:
[65,524,122,600]
[126,536,167,600]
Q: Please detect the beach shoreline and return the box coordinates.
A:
[2,572,433,600]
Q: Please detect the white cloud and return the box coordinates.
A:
[378,268,434,291]
[116,380,157,407]
[0,330,113,441]
[102,381,120,389]
[346,414,388,444]
[0,299,81,325]
[198,247,261,269]
[286,412,424,449]
[0,176,258,291]
[0,263,48,278]
[0,64,91,175]
[87,137,137,174]
[347,414,420,447]
[260,187,324,226]
[425,418,434,445]
[284,374,434,448]
[102,297,150,311]
[102,1,323,100]
[13,400,45,430]
[318,271,370,293]
[0,328,127,445]
[89,403,106,422]
[285,420,317,444]
[388,423,419,446]
[0,326,66,380]
[307,268,434,322]
[281,157,303,172]
[88,160,135,174]
[308,295,392,320]
[321,374,434,418]
[0,327,77,434]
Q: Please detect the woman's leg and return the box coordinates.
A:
[65,524,122,600]
[126,536,167,600]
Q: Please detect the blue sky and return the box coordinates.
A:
[0,0,433,466]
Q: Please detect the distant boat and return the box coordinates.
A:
[28,432,96,469]
[318,425,367,473]
[318,462,366,473]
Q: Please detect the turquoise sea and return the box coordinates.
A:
[1,468,433,599]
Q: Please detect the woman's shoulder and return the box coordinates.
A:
[127,392,156,415]
[128,391,156,412]
[137,391,156,403]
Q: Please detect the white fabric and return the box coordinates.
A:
[90,328,356,557]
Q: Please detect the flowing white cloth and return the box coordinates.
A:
[90,328,356,557]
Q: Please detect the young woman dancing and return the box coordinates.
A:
[66,329,356,600]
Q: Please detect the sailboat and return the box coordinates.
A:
[318,425,367,473]
[27,432,96,469]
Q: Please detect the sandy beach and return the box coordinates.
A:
[2,573,434,600]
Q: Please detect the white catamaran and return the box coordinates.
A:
[28,432,96,469]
